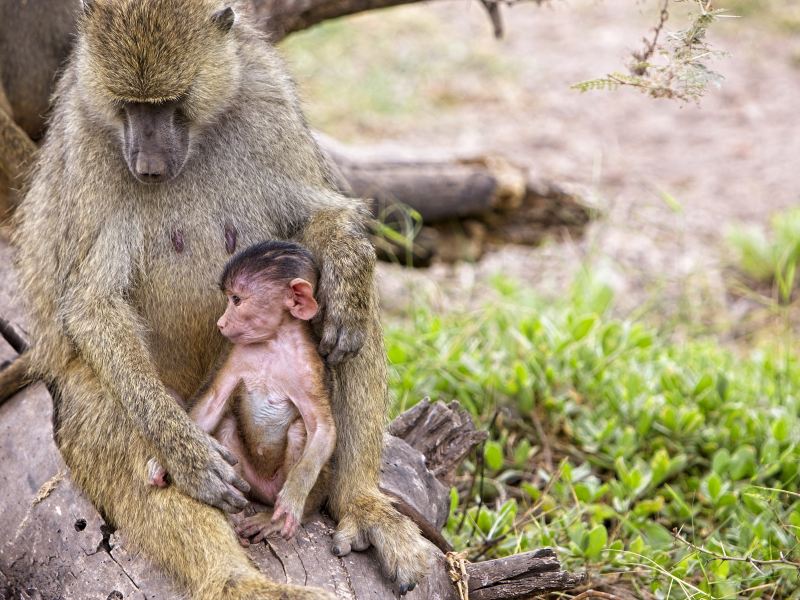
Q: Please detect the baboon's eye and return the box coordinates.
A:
[232,295,241,306]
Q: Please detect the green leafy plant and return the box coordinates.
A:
[385,274,800,598]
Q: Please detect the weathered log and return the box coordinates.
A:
[249,0,521,43]
[0,317,27,354]
[466,547,586,599]
[388,397,489,483]
[317,134,595,264]
[0,388,585,599]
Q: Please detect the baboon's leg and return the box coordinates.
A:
[327,304,431,589]
[55,360,332,600]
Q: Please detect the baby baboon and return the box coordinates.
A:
[148,241,335,543]
[13,0,429,598]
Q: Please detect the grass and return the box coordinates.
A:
[726,208,800,303]
[384,272,800,598]
[716,0,800,33]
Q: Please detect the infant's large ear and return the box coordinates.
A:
[287,278,319,321]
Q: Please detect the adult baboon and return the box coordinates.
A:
[13,0,429,598]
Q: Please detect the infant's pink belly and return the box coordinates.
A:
[214,416,286,504]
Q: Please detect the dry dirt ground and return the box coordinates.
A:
[286,1,800,330]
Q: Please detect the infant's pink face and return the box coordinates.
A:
[216,277,287,345]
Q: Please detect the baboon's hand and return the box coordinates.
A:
[167,432,250,513]
[318,302,367,365]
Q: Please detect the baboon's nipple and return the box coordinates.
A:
[224,223,238,255]
[171,229,185,253]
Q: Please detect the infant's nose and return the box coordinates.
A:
[217,317,226,330]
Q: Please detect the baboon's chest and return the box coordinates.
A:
[131,198,281,390]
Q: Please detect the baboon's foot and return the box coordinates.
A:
[235,510,282,545]
[331,494,432,595]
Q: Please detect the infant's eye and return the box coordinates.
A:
[231,295,241,306]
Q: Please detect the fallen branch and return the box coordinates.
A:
[248,0,543,42]
[0,316,29,353]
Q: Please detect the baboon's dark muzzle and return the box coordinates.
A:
[121,101,189,184]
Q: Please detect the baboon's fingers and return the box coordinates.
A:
[210,437,239,466]
[325,346,351,366]
[321,324,365,365]
[318,323,340,358]
[331,516,369,556]
[222,485,248,512]
[224,468,250,495]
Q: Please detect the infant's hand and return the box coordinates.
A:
[272,492,303,539]
[146,457,169,488]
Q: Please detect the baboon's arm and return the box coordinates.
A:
[297,203,375,365]
[60,225,189,447]
[60,224,249,511]
[188,366,240,434]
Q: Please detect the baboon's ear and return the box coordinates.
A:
[80,0,95,16]
[211,7,235,33]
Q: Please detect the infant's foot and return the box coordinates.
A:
[236,511,282,545]
[146,457,169,488]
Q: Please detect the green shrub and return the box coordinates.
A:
[386,274,800,598]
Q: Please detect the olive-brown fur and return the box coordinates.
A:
[12,0,429,597]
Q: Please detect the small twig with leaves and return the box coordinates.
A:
[671,528,800,574]
[630,0,670,75]
[572,0,727,102]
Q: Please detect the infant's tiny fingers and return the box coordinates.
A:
[271,505,286,523]
[281,515,297,539]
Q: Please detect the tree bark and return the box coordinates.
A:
[0,388,585,600]
[249,0,437,42]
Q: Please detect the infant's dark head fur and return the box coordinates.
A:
[220,241,319,293]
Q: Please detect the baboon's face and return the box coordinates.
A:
[120,101,190,184]
[217,280,288,345]
[77,0,240,184]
